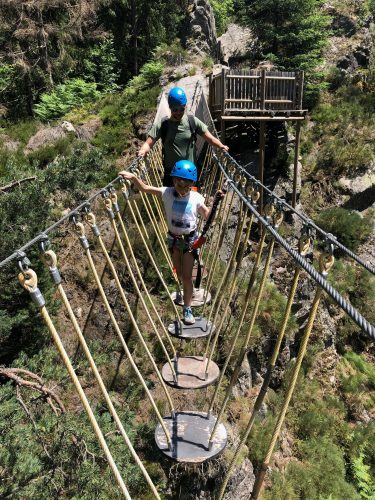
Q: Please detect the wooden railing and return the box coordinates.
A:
[209,69,304,115]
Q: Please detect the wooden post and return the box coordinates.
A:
[292,121,302,208]
[208,73,213,110]
[260,69,266,110]
[220,67,226,115]
[220,68,227,142]
[258,121,266,213]
[297,71,304,109]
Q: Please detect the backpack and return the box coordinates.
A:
[160,114,197,158]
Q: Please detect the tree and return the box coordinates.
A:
[210,0,234,36]
[0,0,104,117]
[101,0,184,83]
[237,0,330,69]
[236,0,331,103]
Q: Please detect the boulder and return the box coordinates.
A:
[75,118,102,141]
[183,0,217,56]
[338,163,375,195]
[222,457,255,500]
[218,23,256,65]
[24,125,68,154]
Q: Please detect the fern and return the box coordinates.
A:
[352,453,375,499]
[34,79,100,121]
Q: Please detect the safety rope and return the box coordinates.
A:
[218,252,335,499]
[39,245,160,499]
[203,200,247,357]
[207,206,282,446]
[201,188,236,315]
[118,180,182,321]
[203,206,251,377]
[72,220,173,449]
[100,197,178,380]
[17,265,132,499]
[104,192,177,356]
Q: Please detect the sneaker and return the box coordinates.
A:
[183,306,195,325]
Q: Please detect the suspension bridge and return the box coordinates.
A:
[0,81,374,499]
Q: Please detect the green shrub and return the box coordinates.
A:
[139,61,164,86]
[315,208,373,252]
[210,0,234,35]
[34,79,100,121]
[317,138,373,174]
[352,452,375,499]
[266,437,360,499]
[79,35,120,92]
[310,100,375,174]
[27,135,74,167]
[153,41,188,65]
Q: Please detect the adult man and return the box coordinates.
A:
[137,87,229,186]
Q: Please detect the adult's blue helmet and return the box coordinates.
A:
[168,87,187,107]
[171,160,197,182]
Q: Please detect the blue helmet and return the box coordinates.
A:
[168,87,187,107]
[171,160,197,182]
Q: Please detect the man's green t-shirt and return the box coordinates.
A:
[148,115,208,174]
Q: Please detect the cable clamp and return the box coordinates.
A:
[50,267,62,285]
[79,236,90,250]
[324,233,337,256]
[38,234,50,253]
[16,251,30,272]
[70,212,80,226]
[29,287,46,307]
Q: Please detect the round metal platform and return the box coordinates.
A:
[167,318,214,339]
[155,411,227,463]
[162,356,220,389]
[171,288,211,307]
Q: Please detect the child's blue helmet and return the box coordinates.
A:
[168,87,187,107]
[171,160,197,182]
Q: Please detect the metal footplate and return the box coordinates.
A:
[171,288,211,307]
[161,356,220,389]
[167,318,215,339]
[155,411,227,463]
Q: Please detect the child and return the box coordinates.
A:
[120,160,221,325]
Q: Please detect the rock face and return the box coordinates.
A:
[183,0,217,56]
[222,458,255,499]
[218,23,256,65]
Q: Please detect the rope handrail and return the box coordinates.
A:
[200,88,375,275]
[225,154,375,275]
[214,153,375,340]
[0,159,142,270]
[2,91,373,276]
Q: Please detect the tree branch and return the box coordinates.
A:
[0,367,66,414]
[0,176,36,193]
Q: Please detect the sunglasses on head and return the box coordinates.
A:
[171,106,186,113]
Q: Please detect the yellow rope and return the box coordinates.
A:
[106,194,177,356]
[202,188,236,315]
[206,213,254,406]
[204,210,252,374]
[18,268,132,499]
[73,222,172,449]
[119,184,181,321]
[208,237,276,443]
[203,204,247,358]
[219,252,334,500]
[85,209,177,400]
[101,200,177,370]
[41,249,160,499]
